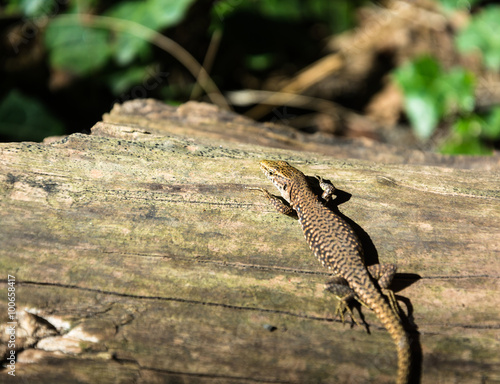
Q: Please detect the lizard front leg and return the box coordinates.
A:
[249,187,295,216]
[314,175,336,201]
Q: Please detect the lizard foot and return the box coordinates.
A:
[382,288,400,315]
[334,299,360,326]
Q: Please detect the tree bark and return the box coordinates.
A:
[1,99,499,383]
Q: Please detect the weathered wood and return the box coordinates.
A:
[1,100,499,383]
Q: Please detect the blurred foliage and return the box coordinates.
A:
[440,111,500,155]
[107,0,198,65]
[437,0,480,11]
[6,0,56,17]
[1,0,499,156]
[45,20,111,75]
[394,4,500,155]
[211,0,361,34]
[44,0,197,74]
[394,56,475,140]
[455,6,500,71]
[2,0,363,142]
[0,90,64,141]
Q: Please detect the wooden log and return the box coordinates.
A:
[0,100,499,383]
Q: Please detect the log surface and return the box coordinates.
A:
[0,100,499,383]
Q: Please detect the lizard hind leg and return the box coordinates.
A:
[324,277,359,325]
[367,263,400,315]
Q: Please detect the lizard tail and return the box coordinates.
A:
[372,295,411,384]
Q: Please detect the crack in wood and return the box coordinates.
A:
[15,280,341,323]
[111,355,298,383]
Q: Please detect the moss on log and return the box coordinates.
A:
[0,100,499,383]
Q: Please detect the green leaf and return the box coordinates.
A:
[440,135,492,155]
[452,115,482,136]
[211,0,238,26]
[438,0,480,11]
[0,90,64,142]
[106,0,196,66]
[245,53,276,71]
[394,57,444,139]
[441,116,493,155]
[149,0,197,27]
[106,65,153,95]
[456,6,500,70]
[438,68,475,113]
[19,0,52,17]
[45,18,111,75]
[394,56,477,141]
[106,2,153,66]
[394,56,441,91]
[210,0,360,34]
[404,93,440,140]
[483,107,500,139]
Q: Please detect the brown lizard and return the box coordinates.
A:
[254,160,411,384]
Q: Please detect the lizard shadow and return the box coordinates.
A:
[308,176,423,384]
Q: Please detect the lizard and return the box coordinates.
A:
[253,160,411,384]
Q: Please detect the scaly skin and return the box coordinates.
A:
[256,160,411,384]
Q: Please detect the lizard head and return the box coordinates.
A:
[259,160,306,203]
